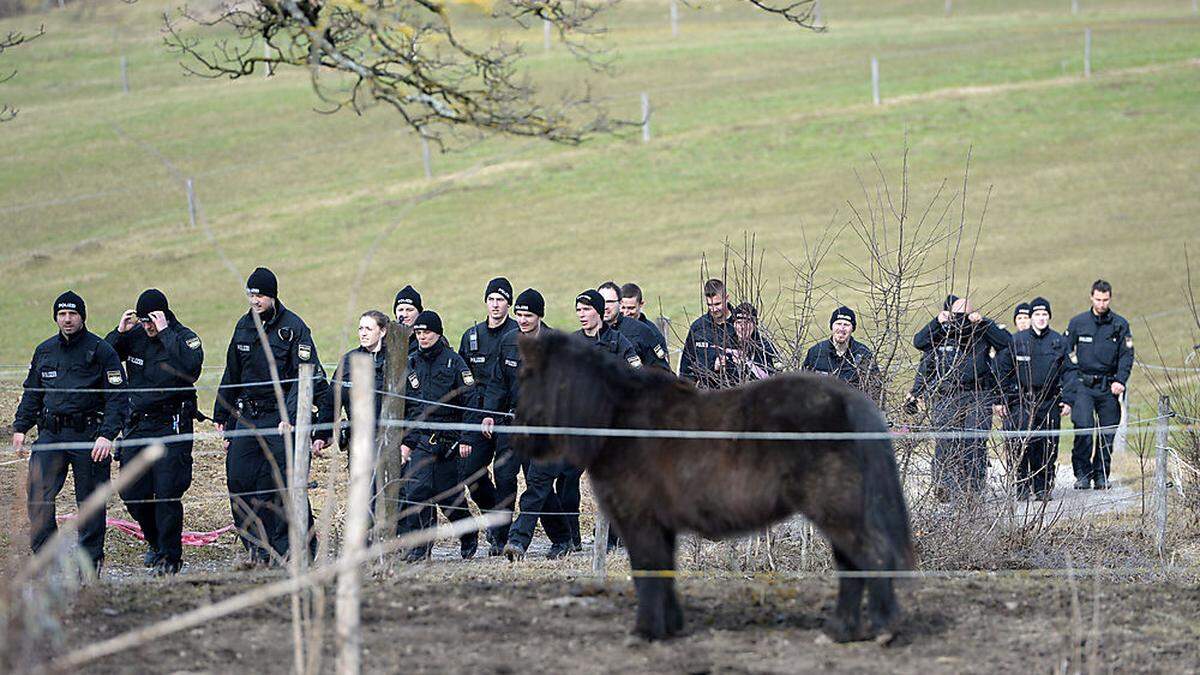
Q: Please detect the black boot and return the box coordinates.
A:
[503,541,527,562]
[546,541,571,560]
[461,536,479,560]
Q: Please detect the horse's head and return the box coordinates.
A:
[514,330,628,469]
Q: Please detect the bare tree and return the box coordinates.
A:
[0,25,43,122]
[162,0,820,146]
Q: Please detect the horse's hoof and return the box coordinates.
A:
[631,625,670,642]
[822,621,869,643]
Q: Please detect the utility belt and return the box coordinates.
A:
[414,431,460,461]
[235,397,277,420]
[1078,372,1112,389]
[129,398,204,428]
[38,410,102,435]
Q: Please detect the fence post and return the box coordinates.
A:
[1071,0,1079,14]
[120,55,129,94]
[1153,396,1170,556]
[592,511,609,581]
[338,354,376,675]
[376,323,412,543]
[185,178,197,228]
[813,0,822,25]
[1113,393,1128,454]
[670,0,679,37]
[1083,28,1092,78]
[871,56,880,106]
[286,363,314,675]
[641,93,651,142]
[265,42,271,78]
[944,0,951,17]
[543,19,551,52]
[419,132,433,179]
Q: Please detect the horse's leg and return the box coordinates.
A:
[825,548,867,643]
[623,522,680,640]
[866,576,900,641]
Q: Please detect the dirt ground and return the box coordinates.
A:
[47,562,1200,674]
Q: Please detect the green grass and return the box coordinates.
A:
[1,0,1198,415]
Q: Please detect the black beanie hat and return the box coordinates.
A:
[514,288,545,317]
[575,289,605,316]
[943,294,960,311]
[246,267,278,299]
[485,277,514,303]
[412,310,443,336]
[394,285,423,314]
[53,290,86,322]
[1013,302,1032,320]
[1029,296,1052,318]
[830,306,857,330]
[136,288,170,321]
[731,302,758,322]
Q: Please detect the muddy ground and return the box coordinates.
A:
[45,561,1200,674]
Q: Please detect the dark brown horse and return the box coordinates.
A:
[515,331,915,642]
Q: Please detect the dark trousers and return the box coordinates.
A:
[931,391,992,493]
[399,442,471,554]
[507,460,572,549]
[558,465,583,545]
[226,412,313,562]
[120,415,194,565]
[457,431,522,545]
[27,427,111,566]
[1071,385,1121,482]
[1011,401,1061,495]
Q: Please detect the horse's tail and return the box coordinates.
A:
[853,397,917,573]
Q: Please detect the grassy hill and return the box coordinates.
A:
[1,0,1197,408]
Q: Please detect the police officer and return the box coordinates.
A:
[914,296,1012,497]
[724,302,785,383]
[994,297,1076,500]
[1012,302,1032,334]
[599,281,671,371]
[213,268,332,566]
[569,289,641,550]
[12,291,129,572]
[488,289,575,560]
[1064,280,1133,490]
[398,310,477,561]
[105,289,204,574]
[457,278,521,556]
[335,310,391,534]
[394,285,423,326]
[679,279,738,388]
[803,306,880,397]
[619,282,671,371]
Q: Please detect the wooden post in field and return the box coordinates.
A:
[120,56,129,94]
[944,0,951,17]
[813,0,822,25]
[670,0,679,37]
[338,354,376,675]
[543,19,551,51]
[186,179,197,228]
[376,322,412,544]
[1114,393,1128,454]
[641,93,651,142]
[287,363,314,674]
[419,132,433,179]
[265,42,271,78]
[871,56,880,106]
[1083,28,1092,78]
[1153,396,1170,556]
[1071,0,1079,15]
[592,511,609,581]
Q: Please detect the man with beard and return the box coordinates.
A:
[803,306,880,398]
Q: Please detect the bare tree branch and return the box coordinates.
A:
[0,25,44,123]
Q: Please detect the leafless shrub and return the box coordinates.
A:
[0,24,43,122]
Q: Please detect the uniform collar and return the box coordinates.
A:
[417,339,445,359]
[1091,310,1112,325]
[57,329,87,349]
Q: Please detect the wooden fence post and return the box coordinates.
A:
[871,56,880,105]
[1153,395,1170,556]
[376,322,412,543]
[592,511,609,581]
[288,363,314,674]
[338,354,377,675]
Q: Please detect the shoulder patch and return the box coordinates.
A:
[653,344,667,359]
[107,369,124,385]
[186,336,202,350]
[627,355,643,369]
[298,344,312,361]
[1125,336,1133,349]
[408,372,420,389]
[462,370,475,386]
